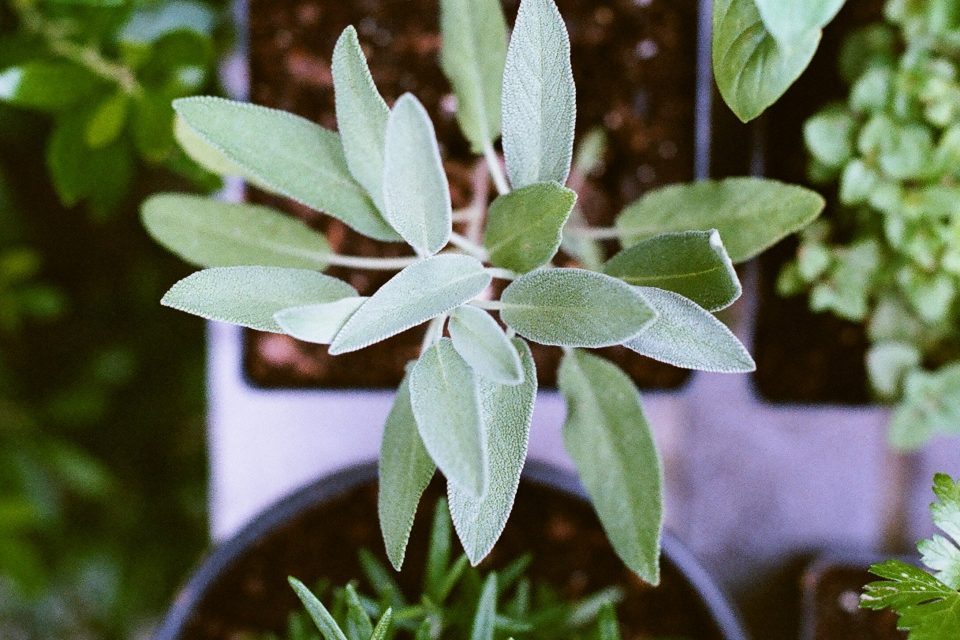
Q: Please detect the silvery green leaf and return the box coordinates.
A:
[754,0,845,45]
[173,97,398,241]
[344,584,373,640]
[713,0,820,122]
[142,193,331,269]
[449,306,523,385]
[449,338,536,565]
[623,287,755,373]
[289,577,349,640]
[330,255,490,354]
[866,341,921,400]
[379,367,436,571]
[174,114,247,178]
[411,339,487,498]
[370,610,393,640]
[484,182,577,273]
[502,0,576,188]
[440,0,508,153]
[162,267,356,332]
[558,349,662,584]
[890,365,960,450]
[274,297,367,345]
[500,269,655,348]
[333,26,390,210]
[470,574,498,640]
[383,94,453,255]
[603,230,740,312]
[615,178,825,263]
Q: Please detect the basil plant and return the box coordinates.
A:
[779,0,960,449]
[144,0,823,582]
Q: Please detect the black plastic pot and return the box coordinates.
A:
[155,460,748,640]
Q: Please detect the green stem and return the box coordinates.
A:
[485,267,517,281]
[468,299,505,311]
[420,314,447,352]
[449,232,489,261]
[564,225,625,241]
[323,253,421,271]
[483,142,510,196]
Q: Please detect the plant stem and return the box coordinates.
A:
[468,299,505,311]
[420,315,446,352]
[485,267,517,281]
[323,253,421,271]
[449,232,489,261]
[564,225,627,241]
[483,143,510,196]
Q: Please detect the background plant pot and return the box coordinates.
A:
[155,460,749,640]
[801,552,907,640]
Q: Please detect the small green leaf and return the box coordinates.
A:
[596,603,621,640]
[85,92,128,149]
[162,267,356,332]
[754,0,845,44]
[289,577,350,640]
[333,26,390,210]
[383,94,452,255]
[448,306,523,385]
[449,338,536,564]
[424,498,452,600]
[275,298,367,345]
[502,0,576,188]
[559,350,662,584]
[330,255,490,355]
[173,97,398,241]
[370,609,393,640]
[0,62,99,112]
[615,178,825,263]
[344,584,374,640]
[378,369,435,571]
[861,560,960,638]
[866,341,921,399]
[142,193,331,269]
[500,269,655,348]
[623,287,755,373]
[410,339,487,498]
[890,365,960,450]
[471,574,498,640]
[603,230,740,311]
[440,0,508,153]
[358,549,406,609]
[804,109,855,169]
[484,182,577,273]
[712,0,821,122]
[119,0,215,45]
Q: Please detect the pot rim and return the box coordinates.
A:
[155,460,749,640]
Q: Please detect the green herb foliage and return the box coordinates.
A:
[147,0,825,580]
[862,473,960,639]
[0,0,228,217]
[252,499,628,640]
[779,0,960,448]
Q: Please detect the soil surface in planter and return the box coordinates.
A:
[177,478,727,639]
[804,563,905,639]
[245,0,702,389]
[752,1,884,404]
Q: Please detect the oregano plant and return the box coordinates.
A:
[144,0,825,582]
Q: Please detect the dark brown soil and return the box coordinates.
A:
[244,0,706,390]
[803,563,905,640]
[176,476,726,639]
[752,1,885,404]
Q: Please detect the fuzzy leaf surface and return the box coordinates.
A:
[379,367,436,571]
[449,338,536,564]
[713,0,820,122]
[558,349,662,584]
[754,0,845,44]
[440,0,508,152]
[330,255,490,354]
[484,182,576,273]
[623,287,755,373]
[449,306,523,385]
[615,178,825,263]
[603,230,740,311]
[411,339,487,498]
[274,297,367,345]
[502,0,576,188]
[500,268,655,348]
[162,267,356,332]
[383,94,453,255]
[333,26,390,210]
[173,97,398,241]
[142,194,330,269]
